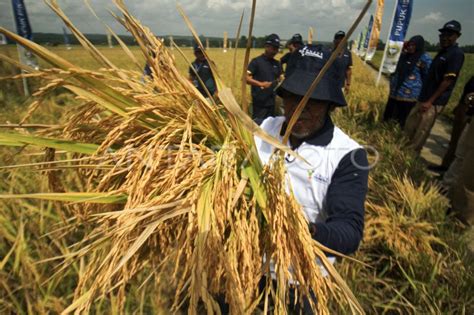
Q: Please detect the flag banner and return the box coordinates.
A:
[359,24,369,57]
[0,34,7,45]
[356,31,363,55]
[11,0,39,70]
[308,27,314,44]
[366,0,384,61]
[223,31,228,52]
[107,29,113,48]
[381,0,413,73]
[206,38,209,50]
[363,15,374,49]
[62,26,71,49]
[12,0,32,40]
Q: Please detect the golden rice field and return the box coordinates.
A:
[0,40,473,314]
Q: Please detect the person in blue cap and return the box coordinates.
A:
[189,44,217,98]
[332,30,353,94]
[280,33,304,73]
[405,20,465,154]
[253,44,369,314]
[246,34,283,124]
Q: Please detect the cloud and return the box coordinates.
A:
[1,0,471,45]
[417,12,444,23]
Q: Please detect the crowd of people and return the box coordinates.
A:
[143,20,471,314]
[383,20,472,226]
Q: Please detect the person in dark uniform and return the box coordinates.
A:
[246,34,283,124]
[280,33,304,73]
[405,20,465,154]
[332,31,353,93]
[189,44,217,98]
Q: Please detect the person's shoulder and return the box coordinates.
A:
[421,52,432,61]
[448,45,464,58]
[260,116,285,132]
[331,127,363,151]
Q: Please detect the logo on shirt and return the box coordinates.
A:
[298,47,324,59]
[313,173,330,184]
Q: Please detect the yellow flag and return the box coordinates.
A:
[366,0,384,61]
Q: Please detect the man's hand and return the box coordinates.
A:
[419,101,433,113]
[344,82,351,94]
[260,81,273,89]
[308,223,317,238]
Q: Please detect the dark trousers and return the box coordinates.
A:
[252,97,276,125]
[383,97,416,128]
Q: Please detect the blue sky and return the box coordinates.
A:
[0,0,473,45]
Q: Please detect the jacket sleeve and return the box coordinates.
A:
[313,148,369,255]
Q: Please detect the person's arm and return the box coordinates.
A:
[310,148,369,255]
[246,58,272,89]
[188,65,196,82]
[419,78,455,112]
[420,51,464,112]
[246,73,272,89]
[345,67,352,93]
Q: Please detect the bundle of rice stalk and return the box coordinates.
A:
[363,175,447,264]
[0,0,370,313]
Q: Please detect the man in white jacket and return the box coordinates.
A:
[254,44,369,314]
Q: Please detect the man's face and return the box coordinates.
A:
[406,41,416,54]
[288,43,296,53]
[283,92,329,139]
[439,31,459,48]
[333,37,343,49]
[194,50,205,61]
[264,44,279,58]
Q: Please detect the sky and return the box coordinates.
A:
[0,0,473,46]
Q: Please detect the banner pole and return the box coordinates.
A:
[376,0,398,86]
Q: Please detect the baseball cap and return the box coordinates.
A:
[193,43,204,52]
[438,20,462,34]
[277,45,346,106]
[289,33,304,45]
[265,34,281,48]
[334,30,346,39]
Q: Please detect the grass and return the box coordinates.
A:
[0,33,473,315]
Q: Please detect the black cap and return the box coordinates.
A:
[193,43,204,52]
[438,20,462,34]
[289,33,304,45]
[277,45,347,107]
[265,34,281,48]
[334,30,346,39]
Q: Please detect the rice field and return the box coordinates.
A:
[0,36,473,315]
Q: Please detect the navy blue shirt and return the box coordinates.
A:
[462,76,474,116]
[418,44,464,106]
[281,116,369,255]
[189,59,216,96]
[248,55,282,103]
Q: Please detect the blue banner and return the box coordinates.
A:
[62,27,70,46]
[382,0,414,73]
[363,15,374,49]
[357,32,363,51]
[389,0,413,42]
[12,0,33,40]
